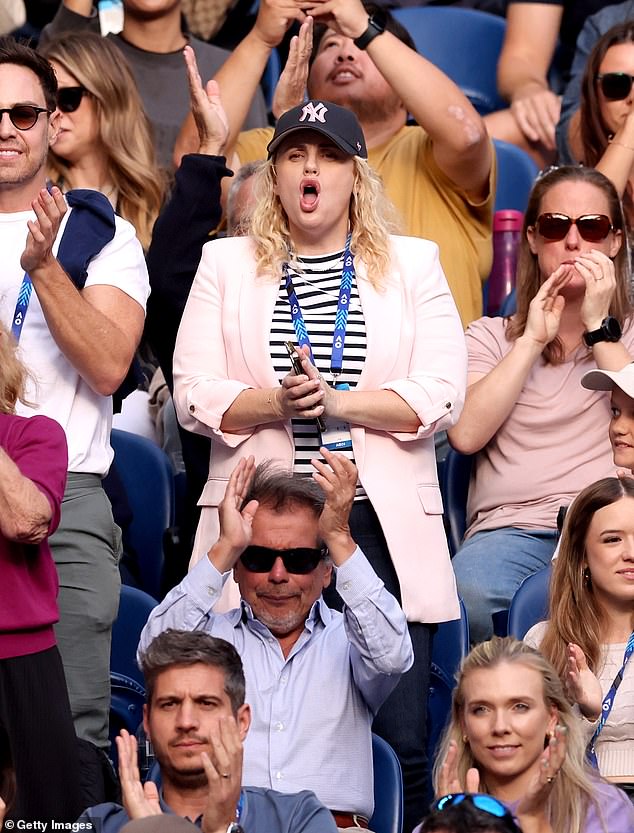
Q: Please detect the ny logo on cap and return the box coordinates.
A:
[300,102,328,123]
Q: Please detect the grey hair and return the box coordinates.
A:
[241,460,325,516]
[140,630,245,713]
[226,161,261,236]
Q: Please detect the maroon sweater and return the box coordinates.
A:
[0,413,68,659]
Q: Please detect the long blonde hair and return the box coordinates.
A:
[0,322,28,414]
[540,477,634,680]
[433,637,605,833]
[249,155,399,288]
[40,33,166,250]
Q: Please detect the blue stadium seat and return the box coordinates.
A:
[493,139,539,213]
[508,565,552,639]
[111,584,158,686]
[439,449,473,557]
[392,8,507,116]
[110,429,175,599]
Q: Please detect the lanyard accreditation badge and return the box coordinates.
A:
[284,236,354,451]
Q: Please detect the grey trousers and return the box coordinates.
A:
[49,473,122,748]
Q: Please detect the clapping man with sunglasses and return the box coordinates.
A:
[140,449,413,831]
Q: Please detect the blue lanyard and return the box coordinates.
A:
[586,631,634,768]
[11,273,33,342]
[283,235,354,378]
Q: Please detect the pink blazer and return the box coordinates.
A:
[173,234,467,622]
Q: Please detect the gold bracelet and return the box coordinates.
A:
[609,138,634,151]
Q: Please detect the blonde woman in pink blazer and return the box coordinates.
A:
[173,100,467,824]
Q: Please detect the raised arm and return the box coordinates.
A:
[23,188,146,396]
[496,2,562,150]
[173,0,306,164]
[306,0,491,195]
[449,268,571,454]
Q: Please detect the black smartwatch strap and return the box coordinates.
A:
[354,14,385,50]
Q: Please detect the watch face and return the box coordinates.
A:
[605,316,622,340]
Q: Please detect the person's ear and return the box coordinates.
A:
[237,703,251,741]
[609,228,623,259]
[48,108,60,147]
[527,225,538,255]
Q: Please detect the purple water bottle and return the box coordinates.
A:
[487,209,523,316]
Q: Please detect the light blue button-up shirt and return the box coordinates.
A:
[139,548,413,818]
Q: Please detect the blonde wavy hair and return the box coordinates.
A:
[433,637,607,833]
[0,322,28,414]
[40,33,166,250]
[249,155,400,288]
[540,477,634,681]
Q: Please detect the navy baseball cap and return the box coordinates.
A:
[267,100,367,159]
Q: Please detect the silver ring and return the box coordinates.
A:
[221,772,230,779]
[546,775,555,784]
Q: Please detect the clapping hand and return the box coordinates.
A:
[311,447,357,564]
[436,739,481,797]
[576,249,618,332]
[272,16,313,118]
[210,457,260,572]
[183,46,229,156]
[116,729,162,818]
[522,265,573,348]
[566,643,602,720]
[20,187,67,275]
[200,716,244,833]
[516,724,567,825]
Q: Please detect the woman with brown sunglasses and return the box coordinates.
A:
[448,165,634,645]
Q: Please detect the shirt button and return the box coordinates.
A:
[445,402,451,409]
[189,404,195,412]
[276,722,284,731]
[207,586,216,597]
[342,581,352,591]
[275,771,283,780]
[280,675,288,685]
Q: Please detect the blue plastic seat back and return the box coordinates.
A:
[493,139,539,213]
[110,428,175,599]
[370,733,403,833]
[392,8,507,116]
[508,565,552,639]
[427,600,469,766]
[440,449,473,557]
[111,584,158,686]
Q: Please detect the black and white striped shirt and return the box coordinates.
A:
[269,249,368,498]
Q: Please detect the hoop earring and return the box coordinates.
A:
[583,567,591,587]
[462,734,469,744]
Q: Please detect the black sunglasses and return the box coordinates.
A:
[239,545,328,574]
[0,105,50,130]
[433,794,521,831]
[535,212,614,242]
[57,86,89,113]
[596,72,634,101]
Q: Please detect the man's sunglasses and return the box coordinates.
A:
[239,545,328,574]
[57,86,90,113]
[596,72,634,101]
[433,794,521,832]
[0,105,51,131]
[535,212,614,242]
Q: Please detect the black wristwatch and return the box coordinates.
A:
[582,316,622,347]
[225,824,244,833]
[353,10,387,50]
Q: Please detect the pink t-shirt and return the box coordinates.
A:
[465,317,634,537]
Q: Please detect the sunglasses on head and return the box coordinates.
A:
[433,794,520,831]
[596,72,634,101]
[0,105,50,131]
[57,86,89,113]
[535,212,614,242]
[239,545,328,574]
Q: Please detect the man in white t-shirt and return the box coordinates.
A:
[0,37,149,798]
